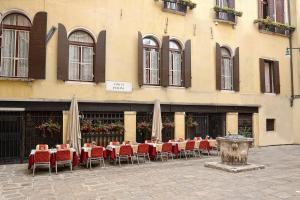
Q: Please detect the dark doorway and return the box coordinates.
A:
[0,112,24,164]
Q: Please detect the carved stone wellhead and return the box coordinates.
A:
[217,135,254,166]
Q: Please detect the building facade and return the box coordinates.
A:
[0,0,299,163]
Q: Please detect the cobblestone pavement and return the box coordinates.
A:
[0,145,300,200]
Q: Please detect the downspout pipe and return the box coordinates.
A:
[288,0,295,107]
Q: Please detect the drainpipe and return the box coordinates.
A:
[288,0,295,107]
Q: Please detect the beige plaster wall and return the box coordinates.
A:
[0,0,298,146]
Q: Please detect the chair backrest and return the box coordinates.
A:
[56,149,71,161]
[119,145,132,156]
[34,150,50,163]
[162,143,172,153]
[91,146,104,158]
[56,144,70,150]
[84,143,92,147]
[137,144,149,154]
[36,144,48,151]
[185,140,195,151]
[199,140,209,150]
[110,141,120,145]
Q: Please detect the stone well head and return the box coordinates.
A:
[217,135,254,166]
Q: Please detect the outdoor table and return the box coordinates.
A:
[106,144,134,162]
[28,148,79,170]
[169,142,185,156]
[208,140,217,148]
[80,146,107,164]
[147,143,163,159]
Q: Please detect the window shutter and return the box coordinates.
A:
[259,58,266,93]
[183,40,191,88]
[95,30,106,83]
[233,47,240,92]
[228,0,235,8]
[268,0,275,20]
[138,32,143,86]
[216,43,221,90]
[0,28,2,62]
[28,12,47,79]
[258,0,263,18]
[274,61,280,94]
[276,0,285,23]
[57,23,69,81]
[161,36,169,87]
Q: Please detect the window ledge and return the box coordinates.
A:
[167,86,185,89]
[263,92,276,96]
[141,85,161,89]
[65,81,96,86]
[258,29,289,38]
[162,8,186,16]
[214,18,236,26]
[0,77,33,82]
[220,90,235,93]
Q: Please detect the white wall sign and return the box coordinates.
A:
[106,81,132,93]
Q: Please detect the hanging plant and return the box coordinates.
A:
[163,118,175,129]
[93,122,111,134]
[111,121,125,134]
[254,16,295,32]
[186,115,199,128]
[35,119,61,137]
[178,0,197,9]
[137,121,152,133]
[214,6,243,17]
[80,119,93,133]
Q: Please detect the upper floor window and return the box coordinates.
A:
[169,40,182,86]
[143,37,160,85]
[215,0,237,23]
[221,47,233,90]
[68,30,94,82]
[162,0,196,15]
[0,13,31,78]
[259,58,280,94]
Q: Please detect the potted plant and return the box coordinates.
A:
[162,118,175,129]
[254,16,295,33]
[137,121,152,133]
[214,6,243,17]
[80,119,93,133]
[111,121,125,134]
[35,119,61,138]
[186,115,199,128]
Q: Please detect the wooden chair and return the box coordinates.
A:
[33,150,51,177]
[56,149,72,174]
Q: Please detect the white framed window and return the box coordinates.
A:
[169,40,182,86]
[221,47,233,90]
[68,31,94,82]
[0,13,31,78]
[143,37,160,85]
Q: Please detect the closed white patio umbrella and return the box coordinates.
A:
[152,100,162,142]
[67,96,81,155]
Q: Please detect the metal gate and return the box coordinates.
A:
[0,112,24,164]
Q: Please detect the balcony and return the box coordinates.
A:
[213,6,243,25]
[160,0,196,15]
[254,17,296,36]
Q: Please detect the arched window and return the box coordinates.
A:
[68,30,94,81]
[169,40,182,86]
[0,13,31,77]
[143,37,159,85]
[221,47,233,90]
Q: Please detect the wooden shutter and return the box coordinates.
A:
[57,23,69,81]
[276,0,285,23]
[216,43,221,90]
[183,40,191,88]
[258,0,263,18]
[161,36,169,87]
[274,61,280,94]
[268,0,275,20]
[138,32,143,86]
[28,12,47,79]
[228,0,235,8]
[259,58,266,93]
[233,47,240,92]
[95,30,106,83]
[0,28,2,63]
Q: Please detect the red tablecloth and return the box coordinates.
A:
[28,152,79,170]
[80,149,107,163]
